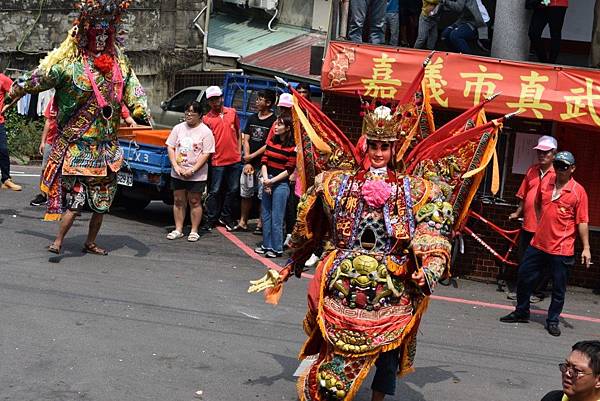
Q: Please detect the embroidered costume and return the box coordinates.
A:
[249,57,506,401]
[11,0,149,220]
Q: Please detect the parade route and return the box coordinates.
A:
[1,169,599,401]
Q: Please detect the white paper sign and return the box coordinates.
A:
[512,133,542,175]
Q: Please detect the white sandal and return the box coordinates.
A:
[167,230,184,240]
[187,232,200,242]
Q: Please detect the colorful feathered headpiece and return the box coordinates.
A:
[38,0,131,72]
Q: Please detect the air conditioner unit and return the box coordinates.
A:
[223,0,246,5]
[249,0,278,11]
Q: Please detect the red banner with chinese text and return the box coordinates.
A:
[322,41,600,130]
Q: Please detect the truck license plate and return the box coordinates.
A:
[117,171,133,186]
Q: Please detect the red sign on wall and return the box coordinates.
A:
[322,41,600,130]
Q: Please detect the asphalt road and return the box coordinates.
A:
[1,166,598,401]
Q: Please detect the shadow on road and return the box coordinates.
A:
[18,229,151,262]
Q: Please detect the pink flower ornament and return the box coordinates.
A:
[362,179,392,208]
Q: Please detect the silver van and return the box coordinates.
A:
[151,86,209,129]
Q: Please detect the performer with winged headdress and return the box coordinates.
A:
[10,0,150,255]
[249,57,505,401]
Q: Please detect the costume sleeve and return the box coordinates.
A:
[13,64,63,97]
[411,179,452,295]
[287,172,331,276]
[121,57,150,122]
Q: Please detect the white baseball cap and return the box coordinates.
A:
[277,93,293,108]
[533,135,557,151]
[206,86,223,99]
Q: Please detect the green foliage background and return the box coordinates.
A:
[4,107,44,164]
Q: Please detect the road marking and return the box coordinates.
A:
[238,311,261,320]
[219,227,600,324]
[9,172,39,177]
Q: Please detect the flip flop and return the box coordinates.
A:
[187,232,200,242]
[48,244,61,254]
[83,243,108,255]
[231,224,249,232]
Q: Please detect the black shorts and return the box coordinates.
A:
[170,177,207,193]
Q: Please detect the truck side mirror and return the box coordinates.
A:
[160,101,168,111]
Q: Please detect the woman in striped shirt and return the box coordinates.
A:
[255,115,296,258]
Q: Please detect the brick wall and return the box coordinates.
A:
[322,92,600,289]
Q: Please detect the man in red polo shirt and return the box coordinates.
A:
[508,135,557,301]
[201,86,242,231]
[500,151,591,337]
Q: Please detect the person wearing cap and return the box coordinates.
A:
[507,135,557,301]
[233,89,277,233]
[201,85,242,232]
[501,150,591,337]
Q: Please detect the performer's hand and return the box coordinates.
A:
[581,247,592,268]
[248,269,281,293]
[38,142,45,156]
[411,269,427,287]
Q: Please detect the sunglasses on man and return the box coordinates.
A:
[553,161,571,171]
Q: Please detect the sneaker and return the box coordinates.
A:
[499,311,530,323]
[254,246,267,254]
[265,250,282,258]
[546,323,561,337]
[2,179,22,191]
[30,193,47,206]
[305,253,320,267]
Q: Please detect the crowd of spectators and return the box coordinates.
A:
[345,0,569,62]
[162,83,317,263]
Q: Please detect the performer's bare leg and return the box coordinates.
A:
[84,212,105,251]
[371,390,385,401]
[49,210,77,250]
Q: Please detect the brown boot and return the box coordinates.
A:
[2,179,22,191]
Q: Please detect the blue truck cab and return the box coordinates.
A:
[116,73,289,210]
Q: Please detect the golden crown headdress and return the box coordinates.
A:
[360,103,402,142]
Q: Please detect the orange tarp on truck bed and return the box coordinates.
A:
[118,126,171,147]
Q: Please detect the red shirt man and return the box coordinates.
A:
[510,135,557,260]
[200,86,242,230]
[202,92,241,167]
[501,151,591,337]
[532,170,589,257]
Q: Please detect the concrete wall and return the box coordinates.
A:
[278,0,314,29]
[0,0,208,108]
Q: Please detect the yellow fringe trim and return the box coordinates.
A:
[43,213,62,221]
[39,27,79,73]
[293,96,332,154]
